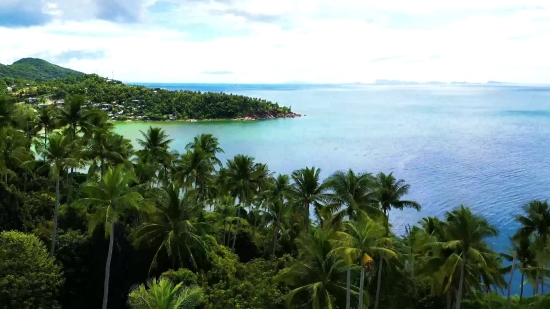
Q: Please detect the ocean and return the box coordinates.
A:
[116,83,550,294]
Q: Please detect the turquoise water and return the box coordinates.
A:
[115,83,550,293]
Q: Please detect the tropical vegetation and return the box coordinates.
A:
[1,93,550,309]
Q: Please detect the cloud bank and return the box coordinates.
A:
[1,0,549,83]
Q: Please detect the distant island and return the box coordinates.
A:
[0,58,300,122]
[370,79,515,85]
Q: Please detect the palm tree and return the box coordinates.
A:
[36,106,58,147]
[36,132,79,255]
[185,133,224,167]
[332,211,398,309]
[0,95,15,129]
[264,174,292,260]
[225,155,265,251]
[76,165,147,309]
[277,227,350,308]
[290,166,329,230]
[84,130,133,176]
[173,148,215,201]
[134,184,208,271]
[214,195,239,246]
[57,94,91,140]
[515,200,550,293]
[368,172,420,309]
[433,205,499,309]
[58,94,92,202]
[325,169,375,220]
[0,127,33,185]
[137,126,174,170]
[128,277,203,309]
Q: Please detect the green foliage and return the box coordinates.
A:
[0,58,83,80]
[128,277,204,309]
[161,268,198,287]
[0,230,64,308]
[205,259,288,309]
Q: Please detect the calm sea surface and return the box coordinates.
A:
[116,83,550,293]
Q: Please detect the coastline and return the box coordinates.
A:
[114,112,303,124]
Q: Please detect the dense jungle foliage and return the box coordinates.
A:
[1,94,550,309]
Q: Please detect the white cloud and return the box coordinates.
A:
[1,0,550,83]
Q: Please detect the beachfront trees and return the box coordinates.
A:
[134,184,207,271]
[290,166,329,229]
[137,126,174,171]
[277,227,349,308]
[368,172,421,309]
[36,106,58,146]
[326,169,374,220]
[332,211,398,309]
[76,165,146,309]
[225,155,264,251]
[436,206,499,309]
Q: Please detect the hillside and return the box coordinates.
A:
[0,58,84,80]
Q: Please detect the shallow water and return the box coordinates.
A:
[115,83,550,294]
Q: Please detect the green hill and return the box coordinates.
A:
[0,58,84,80]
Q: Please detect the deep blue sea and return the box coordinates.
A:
[120,83,550,294]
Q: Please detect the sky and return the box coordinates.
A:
[1,0,550,84]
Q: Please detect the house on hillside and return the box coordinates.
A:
[28,97,37,103]
[168,114,176,120]
[6,87,12,92]
[132,99,140,103]
[37,104,45,109]
[55,100,64,106]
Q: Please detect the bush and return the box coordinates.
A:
[0,230,64,308]
[161,268,198,286]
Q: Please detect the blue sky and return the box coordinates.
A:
[1,0,549,83]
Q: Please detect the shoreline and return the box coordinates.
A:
[113,112,303,124]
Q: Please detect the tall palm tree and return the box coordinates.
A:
[515,200,550,293]
[36,132,79,255]
[58,94,92,202]
[277,227,350,309]
[290,166,329,230]
[185,133,224,167]
[36,106,58,147]
[225,155,265,251]
[76,165,147,309]
[325,169,375,220]
[134,184,208,271]
[264,174,292,260]
[433,205,499,309]
[332,210,398,309]
[127,277,203,309]
[368,172,420,309]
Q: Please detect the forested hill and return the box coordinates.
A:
[0,58,84,80]
[3,74,298,120]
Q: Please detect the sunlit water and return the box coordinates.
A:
[116,83,550,294]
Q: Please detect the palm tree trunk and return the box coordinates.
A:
[271,221,279,261]
[359,265,366,309]
[455,253,467,309]
[232,207,241,251]
[375,258,383,309]
[520,272,524,302]
[50,175,60,255]
[446,291,452,309]
[507,256,516,308]
[102,223,115,309]
[346,266,351,309]
[4,173,7,185]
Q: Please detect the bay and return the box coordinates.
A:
[115,83,550,293]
